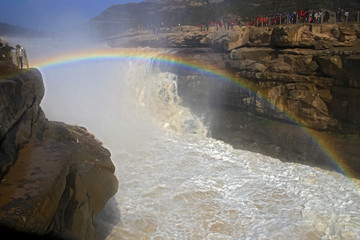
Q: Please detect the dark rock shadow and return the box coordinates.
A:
[94,197,121,240]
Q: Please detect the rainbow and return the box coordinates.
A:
[31,47,360,192]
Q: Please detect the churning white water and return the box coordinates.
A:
[19,39,360,239]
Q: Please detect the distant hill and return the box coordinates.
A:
[88,0,360,38]
[0,22,47,38]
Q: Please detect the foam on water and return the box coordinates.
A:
[96,133,360,239]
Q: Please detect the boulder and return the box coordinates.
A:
[316,55,343,78]
[248,27,273,46]
[270,25,315,47]
[265,83,338,130]
[226,27,250,50]
[339,25,358,42]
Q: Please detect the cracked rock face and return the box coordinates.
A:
[0,65,46,178]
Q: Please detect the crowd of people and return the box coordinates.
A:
[0,38,28,69]
[249,10,329,27]
[129,8,359,34]
[196,9,359,30]
[249,9,360,27]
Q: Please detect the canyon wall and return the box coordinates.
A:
[107,22,360,175]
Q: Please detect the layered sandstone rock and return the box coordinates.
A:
[208,23,360,50]
[0,64,118,239]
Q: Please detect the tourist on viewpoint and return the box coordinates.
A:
[15,44,29,69]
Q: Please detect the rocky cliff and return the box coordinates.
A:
[212,23,360,131]
[0,62,118,239]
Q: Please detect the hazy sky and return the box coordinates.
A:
[0,0,143,32]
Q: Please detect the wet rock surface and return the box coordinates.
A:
[0,65,118,239]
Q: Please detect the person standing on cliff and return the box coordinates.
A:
[345,10,350,22]
[15,44,28,69]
